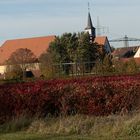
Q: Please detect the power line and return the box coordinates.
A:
[109,35,140,47]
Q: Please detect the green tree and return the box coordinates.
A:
[49,33,78,63]
[48,33,78,75]
[48,32,98,75]
[93,54,113,75]
[76,32,98,73]
[77,32,97,62]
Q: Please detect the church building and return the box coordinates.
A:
[84,11,112,54]
[0,10,112,76]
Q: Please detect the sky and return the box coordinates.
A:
[0,0,140,47]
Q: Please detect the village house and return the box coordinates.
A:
[0,36,55,75]
[0,11,112,77]
[111,46,140,67]
[112,46,139,59]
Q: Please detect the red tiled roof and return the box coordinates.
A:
[0,35,55,65]
[94,36,107,45]
[112,46,139,58]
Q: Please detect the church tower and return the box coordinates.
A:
[85,3,96,41]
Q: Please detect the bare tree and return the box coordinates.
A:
[7,48,37,79]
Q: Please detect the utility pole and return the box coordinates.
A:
[96,16,109,36]
[124,35,129,48]
[88,2,90,12]
[96,16,101,36]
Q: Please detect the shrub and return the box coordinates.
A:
[0,74,140,123]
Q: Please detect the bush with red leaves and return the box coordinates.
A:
[0,74,140,122]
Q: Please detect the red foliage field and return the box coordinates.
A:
[0,74,140,122]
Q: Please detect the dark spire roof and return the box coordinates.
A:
[84,10,96,40]
[85,12,94,30]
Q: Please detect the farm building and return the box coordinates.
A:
[0,11,112,76]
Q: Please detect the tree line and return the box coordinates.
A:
[4,32,139,80]
[40,32,103,76]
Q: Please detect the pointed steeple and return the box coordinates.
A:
[85,12,93,30]
[85,3,96,41]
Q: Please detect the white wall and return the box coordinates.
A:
[0,65,6,74]
[0,63,40,75]
[85,29,92,35]
[134,47,140,58]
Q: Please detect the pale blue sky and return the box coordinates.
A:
[0,0,140,47]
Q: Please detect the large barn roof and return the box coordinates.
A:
[0,35,55,65]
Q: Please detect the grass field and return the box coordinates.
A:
[0,113,140,140]
[1,132,140,140]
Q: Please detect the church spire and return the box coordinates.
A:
[85,12,94,30]
[85,2,96,41]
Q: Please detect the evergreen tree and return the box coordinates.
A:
[48,32,98,74]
